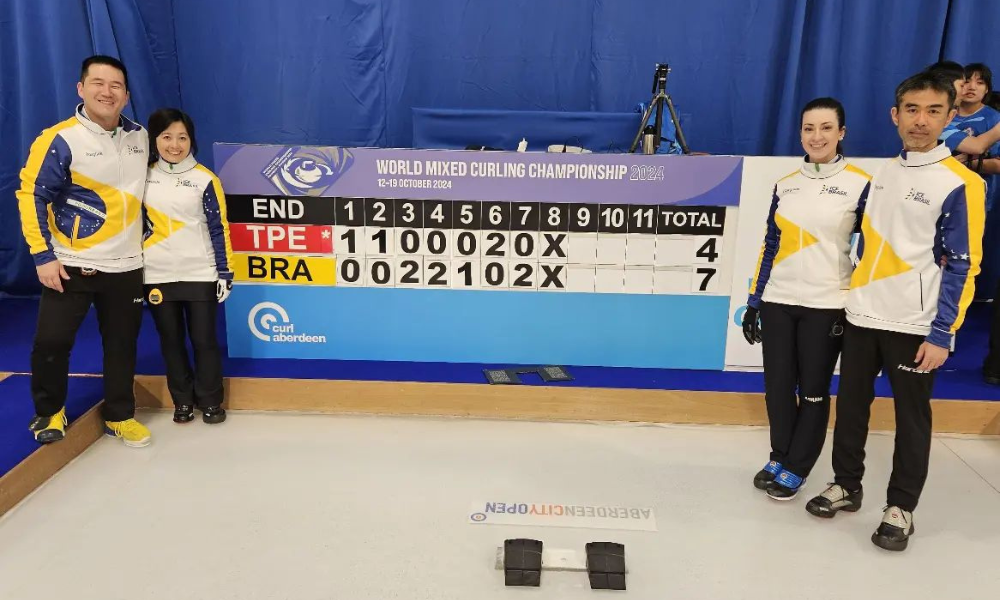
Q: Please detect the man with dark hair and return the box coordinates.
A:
[16,54,152,447]
[806,71,986,552]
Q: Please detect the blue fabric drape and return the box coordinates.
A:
[2,0,997,294]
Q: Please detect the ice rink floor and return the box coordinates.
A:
[1,411,998,599]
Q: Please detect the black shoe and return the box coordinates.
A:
[871,506,914,552]
[753,460,782,490]
[766,470,805,501]
[805,484,863,518]
[173,405,195,423]
[201,405,226,424]
[28,408,68,444]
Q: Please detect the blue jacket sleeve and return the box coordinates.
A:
[853,181,870,234]
[201,175,234,280]
[926,180,986,348]
[16,131,72,266]
[747,187,781,309]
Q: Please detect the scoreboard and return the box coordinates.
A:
[227,196,728,295]
[214,145,743,369]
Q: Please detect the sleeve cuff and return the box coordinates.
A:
[747,296,761,309]
[925,328,953,350]
[218,271,234,281]
[32,250,57,267]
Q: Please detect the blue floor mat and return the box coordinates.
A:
[0,375,105,478]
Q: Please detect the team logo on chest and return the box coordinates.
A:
[820,185,848,196]
[905,189,930,205]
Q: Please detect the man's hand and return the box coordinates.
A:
[914,342,948,372]
[36,260,70,292]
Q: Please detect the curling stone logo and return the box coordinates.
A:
[262,146,355,197]
[248,302,327,344]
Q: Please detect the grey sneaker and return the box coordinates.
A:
[872,506,914,552]
[805,483,863,518]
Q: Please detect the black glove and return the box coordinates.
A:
[742,306,761,345]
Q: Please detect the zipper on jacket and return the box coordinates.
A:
[71,215,81,248]
[919,273,924,311]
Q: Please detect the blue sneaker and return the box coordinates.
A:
[766,469,805,501]
[753,460,782,490]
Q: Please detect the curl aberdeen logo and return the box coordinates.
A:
[262,146,355,196]
[248,302,326,344]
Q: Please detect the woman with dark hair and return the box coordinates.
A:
[142,108,233,424]
[743,98,871,500]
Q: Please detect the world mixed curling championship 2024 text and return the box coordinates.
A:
[376,159,631,180]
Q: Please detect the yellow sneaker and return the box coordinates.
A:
[104,418,151,448]
[29,407,68,444]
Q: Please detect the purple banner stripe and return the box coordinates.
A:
[214,144,742,207]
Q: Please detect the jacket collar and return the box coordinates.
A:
[156,154,198,174]
[899,142,951,167]
[799,154,847,179]
[75,103,142,135]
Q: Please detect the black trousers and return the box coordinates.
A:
[984,278,1000,376]
[832,322,935,512]
[31,267,144,422]
[759,302,844,478]
[148,299,224,408]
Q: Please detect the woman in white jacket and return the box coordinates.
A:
[743,98,871,500]
[142,108,233,424]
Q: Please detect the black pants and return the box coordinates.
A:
[984,278,1000,376]
[31,267,144,422]
[148,300,224,408]
[759,302,843,478]
[832,323,935,512]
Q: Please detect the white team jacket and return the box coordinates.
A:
[748,156,872,310]
[142,155,234,284]
[847,143,985,348]
[17,105,148,272]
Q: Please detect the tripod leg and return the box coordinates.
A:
[664,95,690,155]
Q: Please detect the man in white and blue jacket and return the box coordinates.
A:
[16,55,152,448]
[806,71,986,552]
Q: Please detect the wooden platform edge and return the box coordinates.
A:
[134,375,1000,435]
[0,402,105,519]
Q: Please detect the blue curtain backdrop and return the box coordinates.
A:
[2,0,999,295]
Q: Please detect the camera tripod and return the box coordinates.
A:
[629,63,690,155]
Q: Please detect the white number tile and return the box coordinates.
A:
[538,232,570,263]
[450,260,482,289]
[335,256,365,287]
[567,233,598,265]
[363,227,394,257]
[394,255,424,287]
[595,265,625,293]
[595,236,627,266]
[653,267,691,294]
[623,266,654,294]
[566,263,596,293]
[395,228,426,256]
[422,229,452,257]
[481,259,509,289]
[510,232,539,261]
[451,230,482,260]
[537,263,568,292]
[654,237,695,267]
[508,261,538,291]
[624,234,656,266]
[481,231,510,260]
[364,258,395,287]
